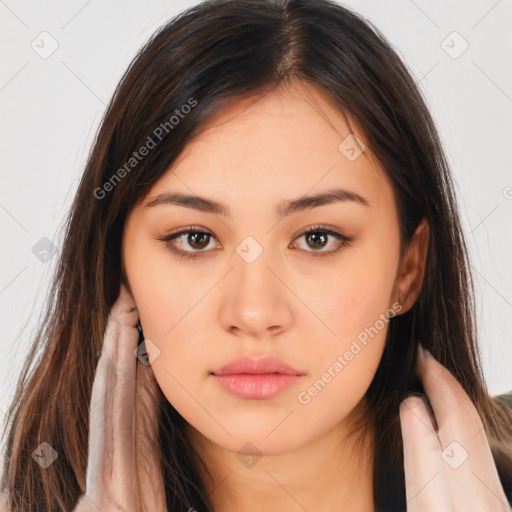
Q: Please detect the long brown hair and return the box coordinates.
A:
[2,1,511,510]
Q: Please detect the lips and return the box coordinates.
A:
[210,356,306,399]
[211,355,305,376]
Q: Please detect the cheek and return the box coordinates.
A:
[301,241,397,410]
[124,241,210,398]
[294,287,392,435]
[319,255,396,354]
[127,240,204,337]
[141,302,211,426]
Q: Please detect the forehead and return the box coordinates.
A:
[148,81,394,212]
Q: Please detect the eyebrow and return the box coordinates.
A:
[145,187,370,217]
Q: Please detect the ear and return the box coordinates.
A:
[392,218,430,315]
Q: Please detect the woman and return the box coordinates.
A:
[1,0,511,510]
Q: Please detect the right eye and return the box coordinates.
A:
[157,226,221,259]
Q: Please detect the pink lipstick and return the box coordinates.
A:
[211,356,305,399]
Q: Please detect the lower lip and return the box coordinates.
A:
[212,373,302,399]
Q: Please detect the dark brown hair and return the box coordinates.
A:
[2,0,511,510]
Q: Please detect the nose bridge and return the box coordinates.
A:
[235,234,280,305]
[219,234,293,336]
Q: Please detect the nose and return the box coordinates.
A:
[217,244,294,339]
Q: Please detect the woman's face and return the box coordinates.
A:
[122,81,416,455]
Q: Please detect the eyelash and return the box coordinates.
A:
[157,224,353,260]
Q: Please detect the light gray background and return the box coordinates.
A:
[1,1,511,456]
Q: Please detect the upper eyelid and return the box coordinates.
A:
[162,224,346,240]
[160,225,351,253]
[158,225,353,261]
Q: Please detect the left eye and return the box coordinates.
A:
[158,224,353,259]
[291,226,353,255]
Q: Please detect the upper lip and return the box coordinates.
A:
[211,356,305,376]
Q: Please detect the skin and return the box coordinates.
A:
[70,290,511,512]
[68,82,510,512]
[121,80,429,512]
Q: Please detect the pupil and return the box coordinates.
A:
[307,232,326,250]
[189,232,209,249]
[186,232,328,251]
